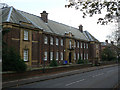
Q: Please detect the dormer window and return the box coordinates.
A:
[24,30,28,40]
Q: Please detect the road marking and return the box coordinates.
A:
[92,73,104,78]
[65,79,85,86]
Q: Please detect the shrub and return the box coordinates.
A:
[77,56,84,64]
[49,59,58,67]
[2,47,27,72]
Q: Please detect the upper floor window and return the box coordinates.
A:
[44,51,47,61]
[44,36,48,44]
[81,43,82,48]
[50,37,53,45]
[87,44,88,49]
[24,30,28,40]
[69,40,72,49]
[84,43,86,48]
[24,49,28,61]
[56,38,59,45]
[50,52,53,60]
[77,41,79,48]
[61,52,63,60]
[61,39,63,46]
[74,41,76,47]
[56,52,59,60]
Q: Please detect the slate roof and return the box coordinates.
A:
[2,6,99,42]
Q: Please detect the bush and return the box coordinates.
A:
[77,57,84,64]
[2,47,27,72]
[49,59,58,67]
[84,59,89,64]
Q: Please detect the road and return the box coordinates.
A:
[15,65,119,88]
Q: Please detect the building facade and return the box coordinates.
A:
[2,7,101,67]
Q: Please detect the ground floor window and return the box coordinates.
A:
[81,53,83,60]
[87,53,88,60]
[61,52,63,60]
[50,52,53,60]
[56,52,58,60]
[78,53,79,60]
[74,53,76,60]
[84,53,86,60]
[44,51,47,61]
[24,49,28,61]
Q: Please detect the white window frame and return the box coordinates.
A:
[61,52,63,60]
[24,30,28,40]
[74,53,76,60]
[50,37,53,45]
[44,51,47,61]
[77,41,79,48]
[61,39,63,46]
[56,38,59,45]
[24,50,28,61]
[81,43,82,48]
[44,36,48,44]
[56,52,59,60]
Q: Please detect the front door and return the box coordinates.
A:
[69,52,72,63]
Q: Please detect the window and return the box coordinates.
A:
[74,53,76,60]
[56,52,59,60]
[81,43,82,48]
[24,50,28,61]
[61,39,63,46]
[87,54,88,60]
[50,37,53,45]
[81,53,83,60]
[24,30,28,40]
[78,53,79,60]
[56,38,59,45]
[44,36,48,44]
[61,52,63,60]
[74,41,76,47]
[50,52,53,60]
[84,43,86,48]
[69,40,72,49]
[84,53,86,60]
[87,44,88,49]
[44,51,47,61]
[77,41,79,48]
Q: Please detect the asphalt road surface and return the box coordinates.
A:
[16,65,119,88]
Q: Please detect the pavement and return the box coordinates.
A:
[2,64,118,88]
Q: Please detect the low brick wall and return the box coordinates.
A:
[2,61,117,82]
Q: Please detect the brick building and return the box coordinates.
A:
[2,6,101,67]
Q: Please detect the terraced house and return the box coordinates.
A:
[2,6,101,67]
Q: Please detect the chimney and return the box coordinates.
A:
[105,40,108,43]
[78,25,83,33]
[111,41,114,45]
[40,11,48,23]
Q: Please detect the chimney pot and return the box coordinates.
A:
[105,40,108,43]
[78,25,83,33]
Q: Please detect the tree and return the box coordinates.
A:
[101,47,117,61]
[65,0,120,25]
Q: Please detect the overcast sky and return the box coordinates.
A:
[1,0,116,42]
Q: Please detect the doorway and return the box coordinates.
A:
[69,52,72,63]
